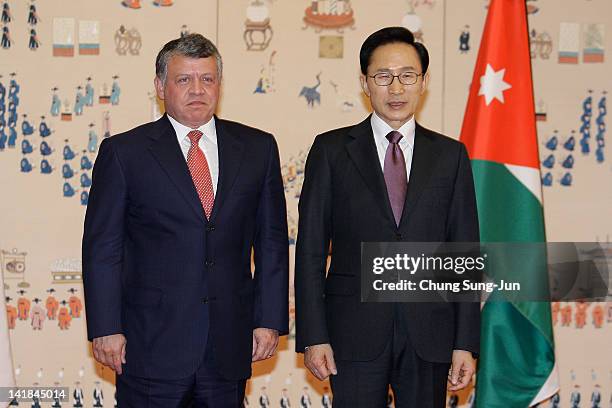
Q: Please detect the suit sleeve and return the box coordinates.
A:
[294,135,332,352]
[253,135,289,334]
[82,138,127,341]
[446,143,481,355]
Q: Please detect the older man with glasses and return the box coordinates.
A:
[295,26,480,407]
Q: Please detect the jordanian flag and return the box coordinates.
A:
[459,0,558,406]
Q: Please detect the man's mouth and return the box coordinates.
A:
[388,101,406,109]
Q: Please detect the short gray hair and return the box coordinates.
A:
[155,33,223,83]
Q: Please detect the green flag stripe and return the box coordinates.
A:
[472,159,555,407]
[471,159,553,345]
[478,301,555,406]
[471,159,545,242]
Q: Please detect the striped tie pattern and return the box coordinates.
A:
[384,130,407,226]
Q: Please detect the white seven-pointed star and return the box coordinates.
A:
[479,64,512,105]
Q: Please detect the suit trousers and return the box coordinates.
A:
[330,315,450,408]
[116,337,246,408]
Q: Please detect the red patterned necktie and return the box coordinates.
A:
[186,130,214,219]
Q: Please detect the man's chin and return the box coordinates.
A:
[381,112,413,125]
[185,112,213,125]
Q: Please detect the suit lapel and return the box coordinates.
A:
[399,123,441,227]
[210,117,244,222]
[345,116,397,230]
[148,115,206,224]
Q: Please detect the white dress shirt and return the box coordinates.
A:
[370,112,415,182]
[167,114,219,194]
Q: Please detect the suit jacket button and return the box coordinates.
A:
[205,260,214,267]
[202,297,209,304]
[395,233,403,240]
[206,225,215,232]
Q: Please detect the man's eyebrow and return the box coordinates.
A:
[374,66,417,72]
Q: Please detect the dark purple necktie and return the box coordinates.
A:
[384,131,407,226]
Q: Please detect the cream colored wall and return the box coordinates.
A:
[1,0,610,406]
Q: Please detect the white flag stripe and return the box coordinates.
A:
[529,362,560,406]
[505,163,543,204]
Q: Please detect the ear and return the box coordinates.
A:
[359,74,370,97]
[420,71,430,95]
[154,76,165,101]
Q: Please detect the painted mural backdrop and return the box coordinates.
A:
[1,0,610,406]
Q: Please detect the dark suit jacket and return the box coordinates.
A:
[82,115,288,380]
[295,116,480,363]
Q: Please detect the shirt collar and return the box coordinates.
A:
[167,114,217,145]
[370,112,415,149]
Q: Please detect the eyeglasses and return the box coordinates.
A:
[368,71,423,86]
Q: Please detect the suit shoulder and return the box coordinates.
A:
[418,124,466,152]
[218,118,273,141]
[317,124,354,139]
[104,120,158,147]
[312,124,355,149]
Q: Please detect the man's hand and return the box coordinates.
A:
[252,328,279,362]
[447,350,476,391]
[304,343,337,381]
[92,334,126,375]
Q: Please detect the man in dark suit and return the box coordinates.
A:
[295,27,480,407]
[83,33,289,407]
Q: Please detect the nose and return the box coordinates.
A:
[190,78,206,95]
[388,76,404,94]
